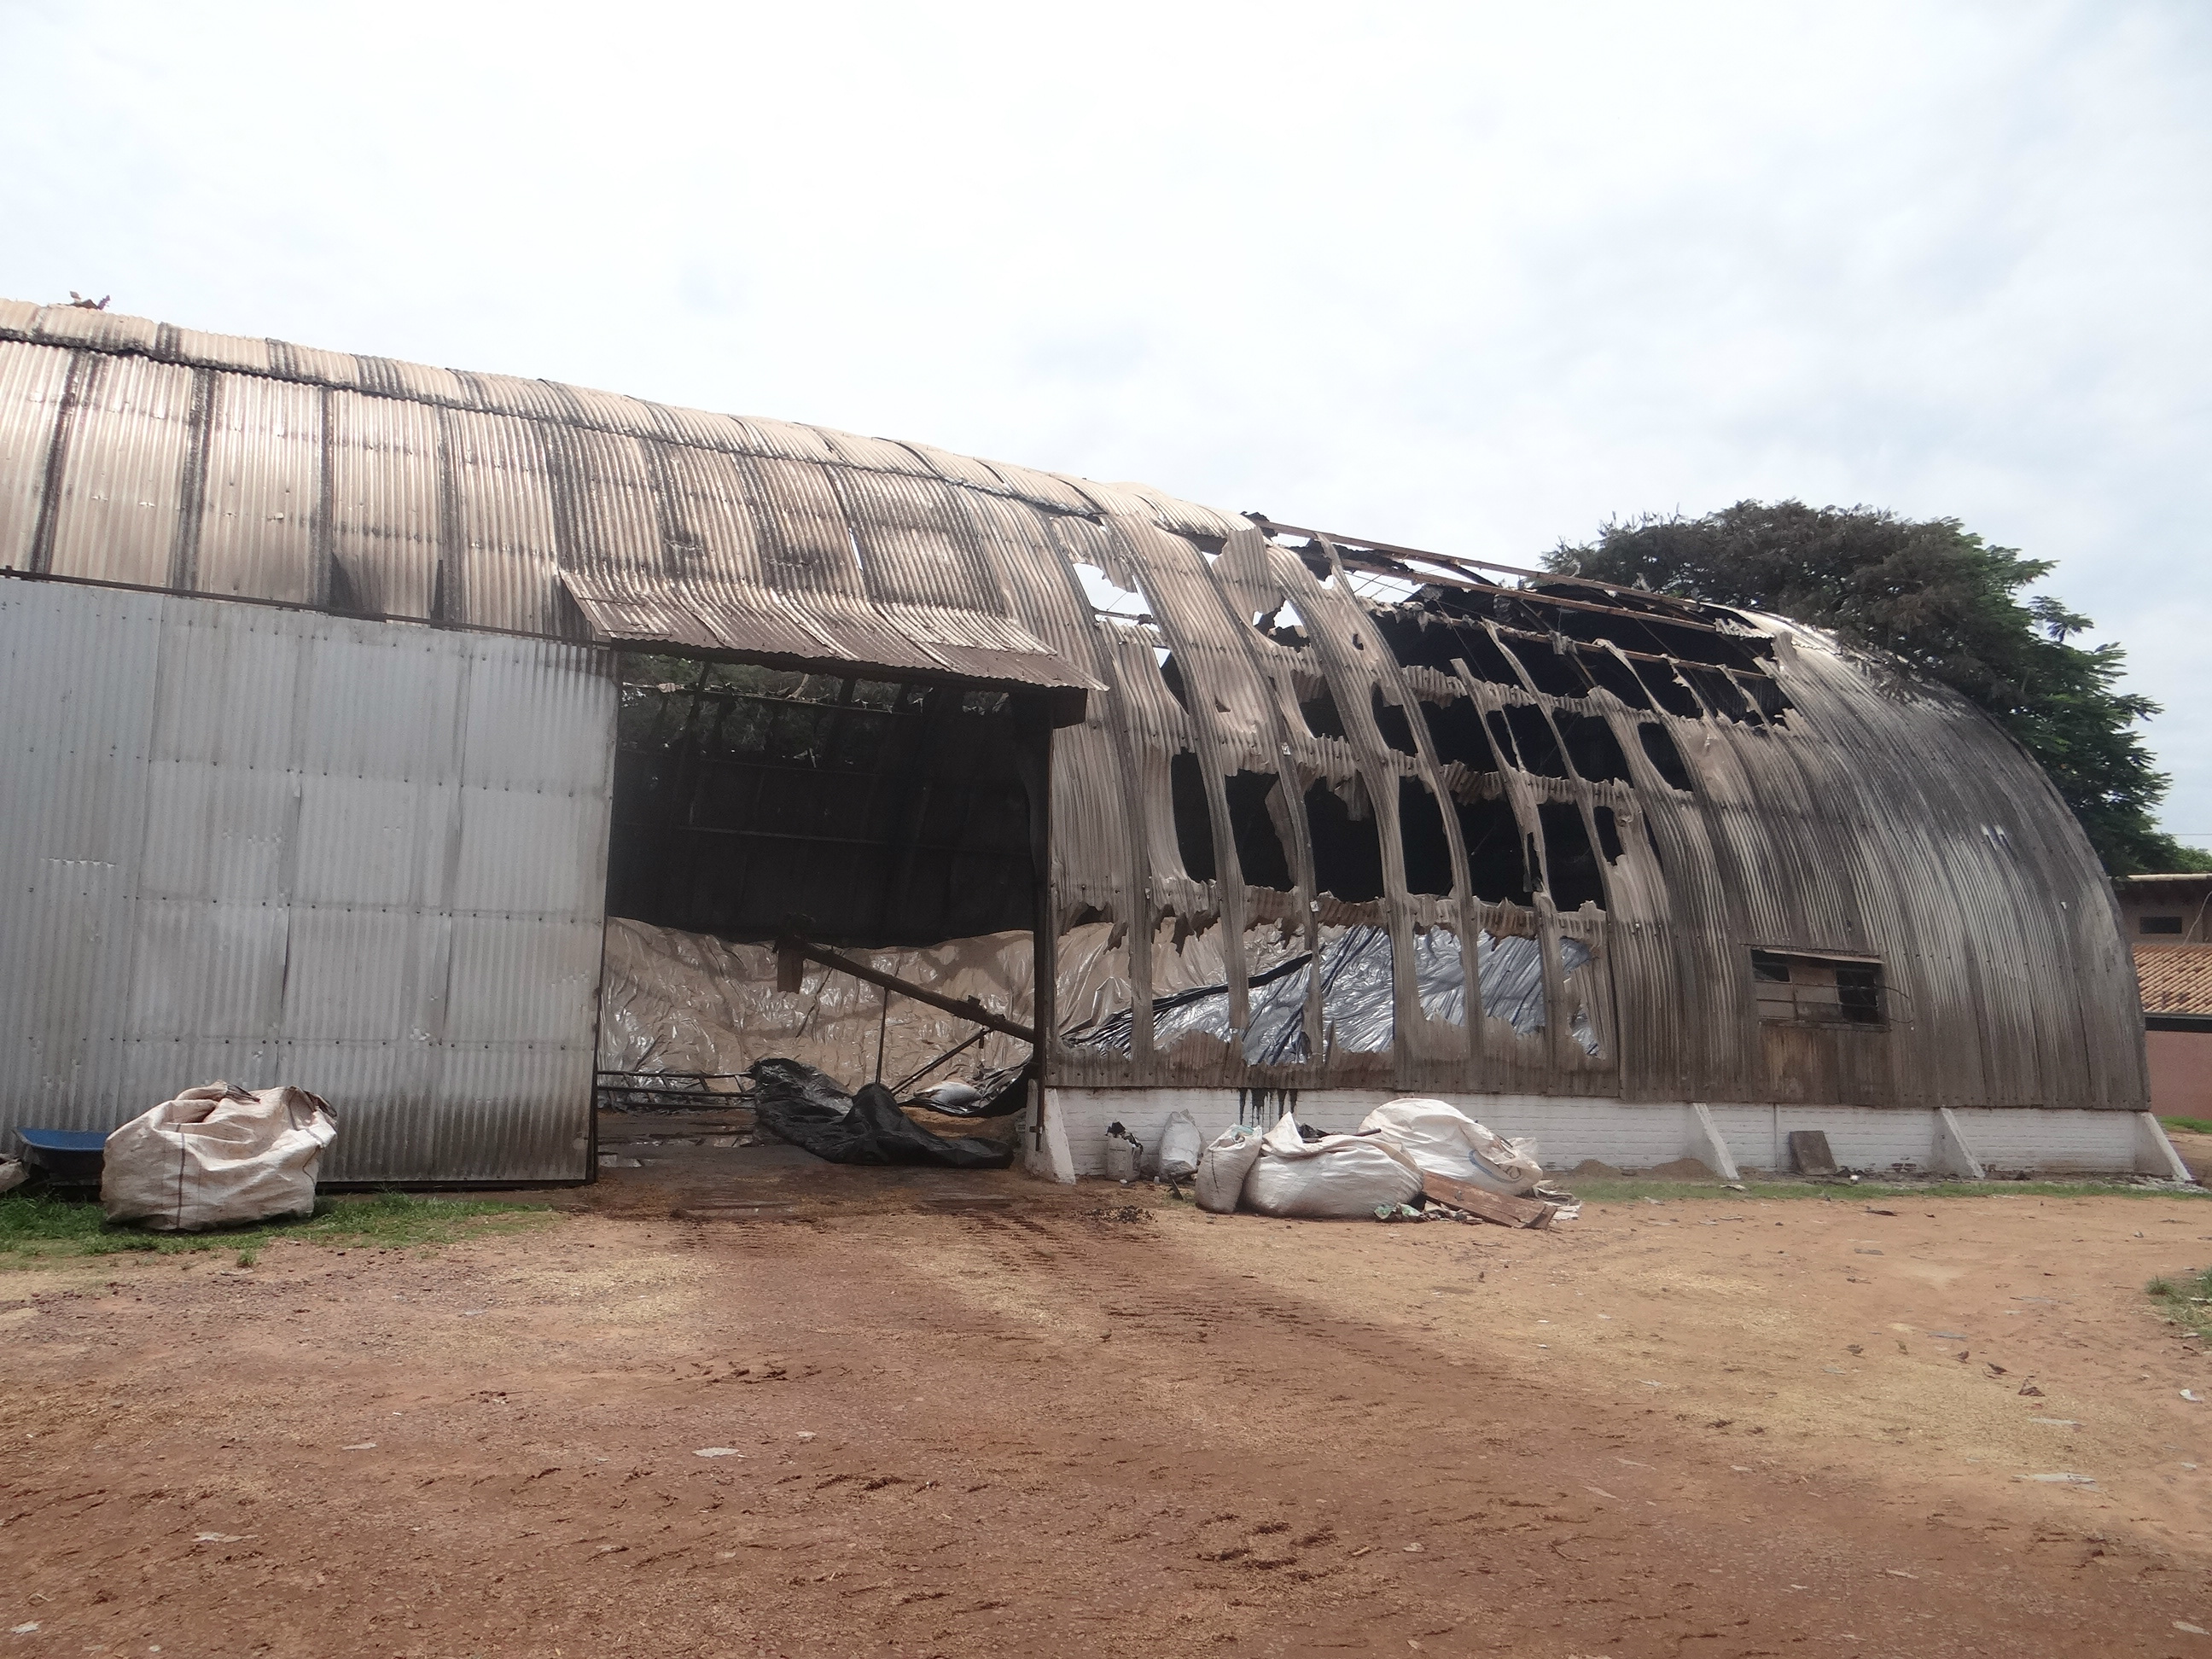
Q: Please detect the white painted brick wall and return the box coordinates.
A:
[1042,1089,2148,1179]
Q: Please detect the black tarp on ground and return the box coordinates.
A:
[746,1059,1015,1169]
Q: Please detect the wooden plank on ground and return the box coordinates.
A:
[1422,1173,1556,1228]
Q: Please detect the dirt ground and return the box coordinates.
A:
[4,1174,2212,1658]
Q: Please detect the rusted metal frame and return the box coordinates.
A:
[1039,519,1159,1084]
[1318,536,1481,1080]
[1106,515,1254,1078]
[1249,657,1326,1072]
[1307,532,1428,1074]
[1447,656,1551,1063]
[1175,523,1340,1073]
[1249,515,1727,627]
[1245,545,1339,1070]
[774,934,1037,1044]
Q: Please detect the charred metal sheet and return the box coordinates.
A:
[0,298,2149,1114]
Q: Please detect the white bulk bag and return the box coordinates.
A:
[1358,1097,1544,1196]
[1194,1124,1264,1214]
[103,1083,338,1232]
[1242,1109,1422,1220]
[1153,1109,1204,1179]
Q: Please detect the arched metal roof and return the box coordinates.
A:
[0,300,2146,1113]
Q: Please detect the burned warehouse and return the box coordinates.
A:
[0,299,2180,1185]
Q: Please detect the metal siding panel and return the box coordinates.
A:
[195,372,322,603]
[44,355,195,588]
[0,582,163,1128]
[0,342,73,568]
[0,583,614,1179]
[329,389,441,619]
[448,408,564,637]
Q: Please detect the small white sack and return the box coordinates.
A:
[0,1157,25,1196]
[1153,1109,1203,1179]
[103,1082,337,1232]
[1358,1097,1543,1196]
[1194,1124,1264,1214]
[1242,1109,1422,1220]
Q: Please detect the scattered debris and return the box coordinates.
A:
[2017,1472,2095,1486]
[694,1447,746,1458]
[2184,1389,2203,1403]
[748,1060,1010,1169]
[1421,1173,1558,1229]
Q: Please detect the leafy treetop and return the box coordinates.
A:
[1546,500,2208,875]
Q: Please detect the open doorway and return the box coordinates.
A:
[591,654,1051,1199]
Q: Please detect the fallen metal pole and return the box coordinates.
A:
[776,934,1039,1044]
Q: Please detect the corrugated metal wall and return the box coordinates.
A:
[0,578,614,1180]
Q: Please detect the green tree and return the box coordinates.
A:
[1546,500,2209,875]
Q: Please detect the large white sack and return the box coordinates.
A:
[103,1083,337,1232]
[1243,1110,1422,1219]
[1194,1124,1264,1213]
[1154,1109,1203,1179]
[1358,1097,1544,1196]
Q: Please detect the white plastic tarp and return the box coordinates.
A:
[1357,1097,1545,1196]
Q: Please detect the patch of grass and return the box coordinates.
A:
[2162,1116,2212,1138]
[2147,1265,2212,1337]
[0,1189,550,1265]
[1568,1175,2207,1204]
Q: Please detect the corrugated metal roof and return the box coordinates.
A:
[2138,947,2212,1014]
[0,298,2149,1114]
[0,300,1116,701]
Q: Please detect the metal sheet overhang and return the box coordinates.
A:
[559,568,1097,725]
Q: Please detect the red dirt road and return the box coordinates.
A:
[3,1187,2210,1657]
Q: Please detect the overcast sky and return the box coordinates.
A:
[3,0,2206,847]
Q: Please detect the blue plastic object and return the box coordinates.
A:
[15,1127,109,1184]
[17,1129,110,1153]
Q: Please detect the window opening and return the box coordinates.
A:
[1225,771,1295,890]
[1637,721,1694,791]
[1555,712,1631,783]
[1169,751,1215,881]
[1254,600,1308,644]
[1579,649,1653,710]
[1502,635,1592,699]
[1397,777,1454,897]
[1743,671,1792,724]
[1538,801,1605,912]
[2141,915,2185,935]
[1478,932,1547,1034]
[1455,795,1533,905]
[1304,777,1386,902]
[1300,682,1348,740]
[1371,686,1419,754]
[1419,694,1499,771]
[1750,949,1885,1027]
[1592,805,1625,864]
[1499,705,1569,777]
[1071,560,1150,620]
[1633,660,1705,719]
[1559,936,1603,1056]
[1682,664,1757,724]
[1159,654,1192,713]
